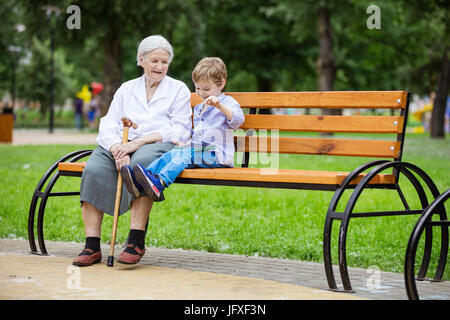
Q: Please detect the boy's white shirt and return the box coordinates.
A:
[96,75,192,151]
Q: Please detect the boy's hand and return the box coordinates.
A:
[203,96,234,121]
[204,96,220,107]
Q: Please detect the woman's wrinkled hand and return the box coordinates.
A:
[110,144,121,159]
[110,141,142,170]
[114,141,142,160]
[115,154,130,171]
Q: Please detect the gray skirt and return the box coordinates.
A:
[80,142,174,216]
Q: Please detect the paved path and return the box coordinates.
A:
[1,239,449,300]
[10,128,97,145]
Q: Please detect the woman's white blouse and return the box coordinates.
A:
[96,75,192,151]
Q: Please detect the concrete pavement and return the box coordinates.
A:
[1,239,449,300]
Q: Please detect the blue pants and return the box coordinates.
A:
[146,148,229,187]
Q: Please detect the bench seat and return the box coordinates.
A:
[57,162,395,187]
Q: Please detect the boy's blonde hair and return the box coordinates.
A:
[192,57,227,86]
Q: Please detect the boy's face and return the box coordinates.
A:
[194,79,225,100]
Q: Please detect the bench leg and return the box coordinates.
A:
[323,160,390,292]
[27,150,93,255]
[336,161,442,293]
[36,173,62,255]
[433,211,449,281]
[396,166,434,281]
[395,165,448,283]
[416,225,433,281]
[405,189,449,300]
[323,214,337,290]
[395,184,410,211]
[28,192,40,254]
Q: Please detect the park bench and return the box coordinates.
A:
[28,90,447,293]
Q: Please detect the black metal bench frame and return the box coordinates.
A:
[28,92,447,293]
[404,189,449,300]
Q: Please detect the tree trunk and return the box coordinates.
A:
[430,50,449,139]
[317,6,335,94]
[317,5,339,136]
[190,8,206,67]
[99,36,123,117]
[258,77,272,114]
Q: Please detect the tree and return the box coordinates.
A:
[397,0,449,138]
[207,0,304,90]
[263,0,352,120]
[16,36,77,116]
[0,0,27,103]
[20,0,187,116]
[432,50,449,138]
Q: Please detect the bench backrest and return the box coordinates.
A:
[190,91,409,164]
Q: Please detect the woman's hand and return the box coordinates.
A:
[109,133,162,170]
[115,154,130,171]
[110,144,121,159]
[109,142,140,170]
[114,140,143,160]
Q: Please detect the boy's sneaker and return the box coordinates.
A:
[120,164,143,198]
[133,164,165,200]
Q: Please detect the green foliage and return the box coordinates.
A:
[14,108,76,128]
[1,0,448,124]
[0,0,27,97]
[16,36,77,113]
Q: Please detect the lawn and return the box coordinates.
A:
[0,133,449,280]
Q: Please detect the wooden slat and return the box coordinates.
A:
[58,162,86,172]
[235,136,401,158]
[241,114,403,133]
[191,91,407,109]
[336,172,396,185]
[59,162,396,185]
[179,167,395,185]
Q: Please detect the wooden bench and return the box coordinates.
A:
[28,90,445,292]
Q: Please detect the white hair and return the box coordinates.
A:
[136,35,174,66]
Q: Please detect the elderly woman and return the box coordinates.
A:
[73,35,192,266]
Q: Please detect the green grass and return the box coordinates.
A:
[0,134,449,280]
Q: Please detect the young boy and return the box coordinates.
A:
[120,57,245,200]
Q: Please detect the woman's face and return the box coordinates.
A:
[140,48,170,84]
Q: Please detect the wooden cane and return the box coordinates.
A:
[107,117,138,267]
